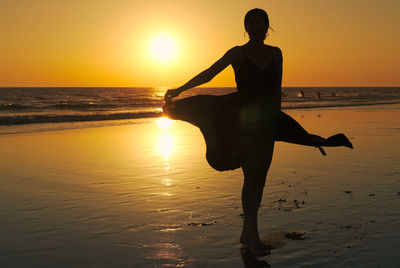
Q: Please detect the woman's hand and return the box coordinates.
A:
[164,89,182,102]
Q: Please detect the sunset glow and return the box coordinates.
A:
[157,117,173,129]
[149,34,178,63]
[0,1,399,87]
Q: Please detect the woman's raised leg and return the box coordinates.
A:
[274,111,353,151]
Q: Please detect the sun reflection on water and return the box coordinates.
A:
[157,117,173,130]
[145,241,192,267]
[156,117,174,160]
[157,132,173,160]
[162,178,172,187]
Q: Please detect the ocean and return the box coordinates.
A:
[1,87,399,134]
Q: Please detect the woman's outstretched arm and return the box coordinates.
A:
[165,47,238,100]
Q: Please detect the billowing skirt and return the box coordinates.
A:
[163,92,351,171]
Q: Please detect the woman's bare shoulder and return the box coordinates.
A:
[227,46,243,55]
[265,45,283,63]
[225,46,244,63]
[266,45,282,56]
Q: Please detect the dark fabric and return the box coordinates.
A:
[162,47,314,171]
[163,94,241,171]
[234,47,278,102]
[163,93,312,171]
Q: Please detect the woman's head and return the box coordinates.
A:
[244,8,270,41]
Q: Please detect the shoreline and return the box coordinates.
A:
[1,99,399,267]
[1,102,399,136]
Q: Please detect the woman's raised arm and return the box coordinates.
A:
[165,47,238,101]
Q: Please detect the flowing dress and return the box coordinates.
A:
[163,47,352,171]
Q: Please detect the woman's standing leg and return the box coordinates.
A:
[239,138,274,256]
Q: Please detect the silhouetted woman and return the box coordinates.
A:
[163,8,352,256]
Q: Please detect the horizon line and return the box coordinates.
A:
[1,85,400,89]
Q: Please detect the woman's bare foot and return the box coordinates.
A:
[240,234,271,256]
[322,133,353,149]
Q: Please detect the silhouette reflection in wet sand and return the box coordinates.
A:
[241,247,271,267]
[163,8,353,257]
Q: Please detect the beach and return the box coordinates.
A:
[1,104,399,267]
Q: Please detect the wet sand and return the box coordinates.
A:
[0,104,399,267]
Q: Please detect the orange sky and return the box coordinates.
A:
[1,0,399,87]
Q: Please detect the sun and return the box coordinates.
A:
[149,34,177,63]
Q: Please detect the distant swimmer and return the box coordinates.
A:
[297,90,305,98]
